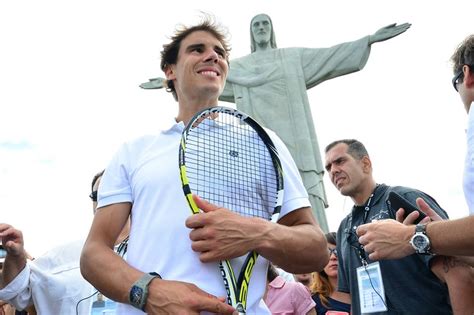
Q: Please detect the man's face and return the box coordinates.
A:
[251,14,272,46]
[325,143,367,197]
[165,31,228,102]
[456,66,474,113]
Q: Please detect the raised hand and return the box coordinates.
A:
[369,23,411,44]
[0,224,24,257]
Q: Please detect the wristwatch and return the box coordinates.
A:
[129,272,161,311]
[409,224,432,255]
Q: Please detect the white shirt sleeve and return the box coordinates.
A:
[0,264,33,309]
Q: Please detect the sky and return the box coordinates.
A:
[1,0,473,257]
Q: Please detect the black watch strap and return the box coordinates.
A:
[129,272,161,311]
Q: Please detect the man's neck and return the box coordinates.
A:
[352,180,377,206]
[176,98,219,125]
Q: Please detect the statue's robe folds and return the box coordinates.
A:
[220,37,371,230]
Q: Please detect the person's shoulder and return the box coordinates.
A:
[388,185,446,213]
[389,185,432,201]
[32,239,85,269]
[123,131,172,151]
[286,281,312,299]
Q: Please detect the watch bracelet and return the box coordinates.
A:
[129,272,162,311]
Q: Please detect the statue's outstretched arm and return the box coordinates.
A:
[139,77,165,89]
[369,23,411,45]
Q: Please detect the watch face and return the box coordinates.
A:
[130,286,143,305]
[413,234,429,249]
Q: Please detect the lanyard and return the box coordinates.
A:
[347,184,378,265]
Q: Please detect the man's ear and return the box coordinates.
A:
[164,65,176,81]
[464,65,474,88]
[361,156,372,173]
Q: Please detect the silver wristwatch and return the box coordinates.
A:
[129,272,161,311]
[409,224,432,255]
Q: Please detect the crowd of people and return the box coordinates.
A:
[1,13,473,315]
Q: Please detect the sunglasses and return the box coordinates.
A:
[452,69,464,92]
[89,190,98,202]
[452,65,473,92]
[328,247,337,257]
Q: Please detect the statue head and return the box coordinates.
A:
[250,14,277,53]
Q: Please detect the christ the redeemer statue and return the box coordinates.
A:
[140,14,410,231]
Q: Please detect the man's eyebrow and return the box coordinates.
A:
[325,157,344,170]
[214,45,225,55]
[185,43,225,55]
[185,43,204,52]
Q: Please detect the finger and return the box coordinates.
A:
[356,223,367,237]
[420,216,431,224]
[358,235,367,246]
[402,211,420,225]
[416,198,443,221]
[0,223,12,233]
[198,250,220,263]
[190,239,213,254]
[395,208,405,222]
[368,251,380,261]
[188,227,207,242]
[192,195,220,213]
[185,213,205,229]
[197,293,236,314]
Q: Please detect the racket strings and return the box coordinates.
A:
[185,115,278,220]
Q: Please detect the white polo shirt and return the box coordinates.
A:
[98,118,310,314]
[465,105,474,215]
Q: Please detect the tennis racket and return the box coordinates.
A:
[179,106,284,314]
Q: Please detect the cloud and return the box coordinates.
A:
[0,140,34,151]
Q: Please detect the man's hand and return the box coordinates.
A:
[185,195,265,262]
[0,224,24,258]
[395,197,444,224]
[144,278,236,315]
[356,219,415,260]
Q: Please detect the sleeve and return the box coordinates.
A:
[0,264,33,309]
[336,222,350,293]
[464,106,474,214]
[300,36,371,88]
[267,129,311,218]
[291,282,316,314]
[97,142,134,209]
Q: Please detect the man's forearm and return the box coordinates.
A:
[80,240,143,304]
[1,254,26,289]
[256,217,328,273]
[427,216,474,256]
[431,256,474,314]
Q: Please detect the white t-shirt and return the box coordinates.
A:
[98,118,310,314]
[464,105,474,215]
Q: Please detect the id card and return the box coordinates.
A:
[356,262,387,313]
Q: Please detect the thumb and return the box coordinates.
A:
[192,194,220,213]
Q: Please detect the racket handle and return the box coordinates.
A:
[235,303,246,314]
